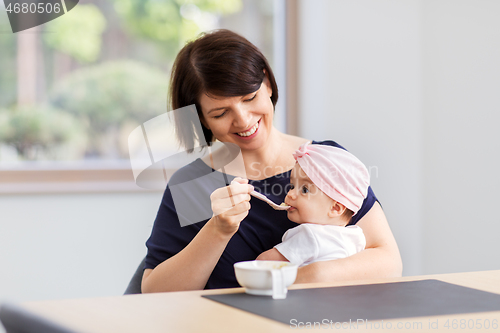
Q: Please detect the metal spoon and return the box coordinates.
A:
[250,191,290,210]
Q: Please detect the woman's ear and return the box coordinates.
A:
[198,107,210,129]
[328,201,347,218]
[262,69,272,98]
[198,93,211,129]
[200,116,210,130]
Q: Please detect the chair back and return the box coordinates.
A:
[124,257,146,295]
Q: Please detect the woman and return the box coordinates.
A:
[142,29,402,293]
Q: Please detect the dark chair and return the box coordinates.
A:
[124,257,146,295]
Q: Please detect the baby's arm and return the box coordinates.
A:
[256,248,289,262]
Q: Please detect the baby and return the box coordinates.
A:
[256,143,370,267]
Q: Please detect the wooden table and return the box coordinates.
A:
[10,270,500,332]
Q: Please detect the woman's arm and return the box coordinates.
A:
[294,202,402,283]
[142,216,233,293]
[142,179,253,293]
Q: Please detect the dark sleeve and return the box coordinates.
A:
[313,140,379,225]
[348,186,378,225]
[144,185,203,270]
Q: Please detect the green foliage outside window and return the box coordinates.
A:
[0,105,84,160]
[113,0,242,58]
[0,32,16,108]
[43,4,107,63]
[49,60,168,158]
[0,0,249,161]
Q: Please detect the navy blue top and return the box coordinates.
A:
[144,140,378,289]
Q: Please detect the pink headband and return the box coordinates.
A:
[292,143,370,215]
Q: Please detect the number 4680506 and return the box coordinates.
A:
[444,319,498,330]
[5,2,61,14]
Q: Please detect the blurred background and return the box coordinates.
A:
[1,0,499,308]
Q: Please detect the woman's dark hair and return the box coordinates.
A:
[169,29,279,150]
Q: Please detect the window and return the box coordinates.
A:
[0,0,288,193]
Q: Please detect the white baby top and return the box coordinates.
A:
[274,224,366,267]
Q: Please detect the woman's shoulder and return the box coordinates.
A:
[168,158,209,186]
[281,134,346,151]
[281,133,309,148]
[311,139,346,150]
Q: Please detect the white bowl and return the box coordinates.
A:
[234,260,298,296]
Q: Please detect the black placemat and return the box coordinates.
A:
[203,280,500,325]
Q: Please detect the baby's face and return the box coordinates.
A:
[285,164,336,225]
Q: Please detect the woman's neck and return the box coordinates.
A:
[240,128,296,180]
[201,128,309,180]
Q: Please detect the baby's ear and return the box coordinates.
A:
[328,201,347,218]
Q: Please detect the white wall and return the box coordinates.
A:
[420,0,500,274]
[0,192,162,303]
[298,0,500,276]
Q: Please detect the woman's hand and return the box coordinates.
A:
[210,177,254,236]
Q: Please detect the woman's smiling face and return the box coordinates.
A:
[198,77,274,151]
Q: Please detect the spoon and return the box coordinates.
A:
[250,191,290,210]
